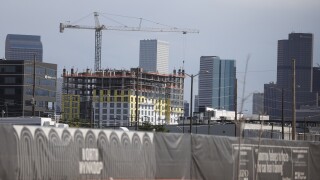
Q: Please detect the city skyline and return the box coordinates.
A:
[0,0,319,113]
[264,33,318,120]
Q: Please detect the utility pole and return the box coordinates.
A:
[32,54,36,116]
[234,79,237,136]
[135,68,139,130]
[189,75,194,133]
[292,59,296,140]
[281,88,284,140]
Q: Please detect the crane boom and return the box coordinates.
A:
[60,12,199,71]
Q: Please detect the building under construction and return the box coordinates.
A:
[62,67,185,127]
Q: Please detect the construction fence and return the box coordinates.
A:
[0,124,320,180]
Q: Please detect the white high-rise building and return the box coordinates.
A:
[139,39,169,74]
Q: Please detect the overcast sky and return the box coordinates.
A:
[1,0,319,113]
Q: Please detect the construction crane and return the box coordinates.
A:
[60,12,199,71]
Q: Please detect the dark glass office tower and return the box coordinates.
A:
[5,34,43,62]
[277,33,313,92]
[313,67,320,106]
[265,33,317,119]
[252,92,264,114]
[0,60,56,117]
[198,56,236,111]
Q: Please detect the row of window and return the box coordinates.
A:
[25,66,56,77]
[26,88,55,97]
[94,108,165,116]
[25,77,56,86]
[95,108,129,114]
[94,115,128,121]
[94,102,168,110]
[25,100,54,109]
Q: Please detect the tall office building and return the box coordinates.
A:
[139,39,169,74]
[252,93,264,114]
[277,33,313,92]
[264,33,317,119]
[313,67,320,106]
[0,60,56,117]
[5,34,43,61]
[313,67,320,94]
[198,56,236,111]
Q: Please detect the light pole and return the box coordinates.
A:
[185,73,199,133]
[292,59,296,140]
[135,68,139,131]
[281,88,284,140]
[32,54,36,116]
[181,108,184,133]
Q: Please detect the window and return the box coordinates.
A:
[117,90,121,95]
[124,97,128,102]
[123,103,128,108]
[103,103,107,108]
[116,109,121,114]
[4,77,16,84]
[117,103,121,108]
[4,88,15,95]
[4,66,16,73]
[95,115,99,120]
[117,97,121,102]
[95,109,99,113]
[110,103,114,108]
[123,109,128,114]
[110,109,114,114]
[103,109,108,114]
[102,115,107,120]
[95,103,99,107]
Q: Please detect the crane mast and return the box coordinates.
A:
[60,12,199,71]
[94,12,103,71]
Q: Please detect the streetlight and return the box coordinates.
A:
[185,73,199,133]
[185,71,209,133]
[292,59,296,140]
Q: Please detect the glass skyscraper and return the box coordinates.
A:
[252,92,264,114]
[5,34,43,62]
[198,56,236,111]
[264,33,317,120]
[139,39,169,74]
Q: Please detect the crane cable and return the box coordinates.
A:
[182,32,187,69]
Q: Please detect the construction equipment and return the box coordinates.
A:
[60,12,199,71]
